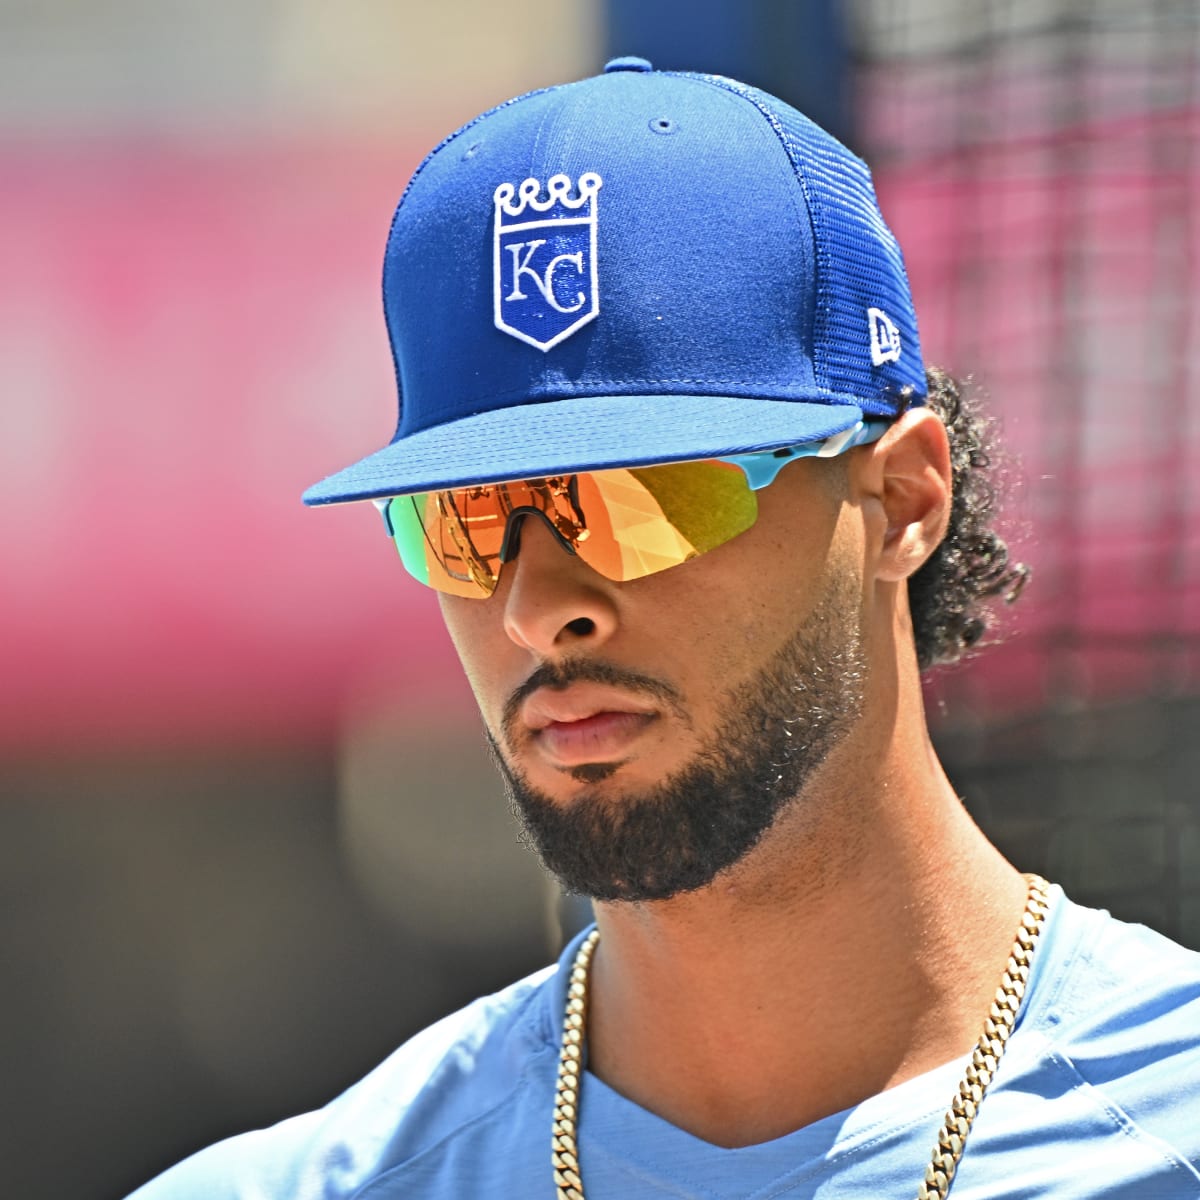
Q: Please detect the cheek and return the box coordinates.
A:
[689,500,837,622]
[619,548,793,683]
[667,498,862,676]
[437,595,511,713]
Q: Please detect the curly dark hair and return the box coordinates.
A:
[908,366,1030,672]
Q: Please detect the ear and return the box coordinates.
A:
[858,409,952,583]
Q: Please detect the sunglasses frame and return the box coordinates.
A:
[373,419,892,593]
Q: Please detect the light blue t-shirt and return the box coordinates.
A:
[130,887,1200,1198]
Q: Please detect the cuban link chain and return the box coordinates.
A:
[918,873,1050,1199]
[552,873,1050,1200]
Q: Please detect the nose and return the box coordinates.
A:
[498,513,619,657]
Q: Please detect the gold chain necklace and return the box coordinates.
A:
[552,873,1050,1200]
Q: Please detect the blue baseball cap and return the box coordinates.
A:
[303,57,925,505]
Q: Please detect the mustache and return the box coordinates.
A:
[501,657,685,746]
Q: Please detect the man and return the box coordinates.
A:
[133,59,1200,1198]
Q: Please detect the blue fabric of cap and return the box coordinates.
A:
[303,64,925,504]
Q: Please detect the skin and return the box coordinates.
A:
[438,408,1026,1148]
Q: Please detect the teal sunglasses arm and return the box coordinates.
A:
[719,419,891,490]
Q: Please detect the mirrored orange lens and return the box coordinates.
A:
[389,491,500,597]
[574,461,757,581]
[386,460,760,598]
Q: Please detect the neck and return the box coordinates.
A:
[583,692,1025,1148]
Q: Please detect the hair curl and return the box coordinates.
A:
[907,367,1029,672]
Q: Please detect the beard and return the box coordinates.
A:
[487,572,868,903]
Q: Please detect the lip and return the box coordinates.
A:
[536,711,657,766]
[521,686,658,767]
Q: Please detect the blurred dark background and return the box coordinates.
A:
[1,2,1197,1196]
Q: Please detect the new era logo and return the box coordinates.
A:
[868,307,902,366]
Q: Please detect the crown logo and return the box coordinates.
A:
[494,172,603,221]
[493,173,603,351]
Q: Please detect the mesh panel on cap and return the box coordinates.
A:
[688,73,926,413]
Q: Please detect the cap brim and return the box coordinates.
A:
[302,393,864,504]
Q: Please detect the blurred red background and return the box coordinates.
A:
[1,5,1197,1198]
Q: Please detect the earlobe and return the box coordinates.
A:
[872,409,952,583]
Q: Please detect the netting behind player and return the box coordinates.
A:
[854,0,1199,943]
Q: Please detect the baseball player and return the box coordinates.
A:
[131,59,1200,1199]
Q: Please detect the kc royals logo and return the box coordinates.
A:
[493,172,603,351]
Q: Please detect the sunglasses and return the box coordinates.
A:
[374,420,889,599]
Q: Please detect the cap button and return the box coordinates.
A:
[604,56,653,73]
